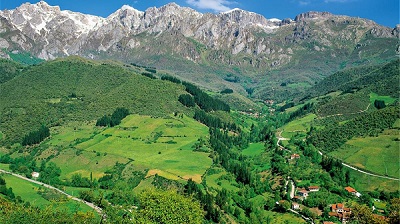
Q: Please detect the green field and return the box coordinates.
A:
[373,200,387,210]
[0,163,10,171]
[47,114,212,183]
[330,130,400,178]
[262,210,306,223]
[50,149,129,180]
[133,176,155,194]
[47,121,97,147]
[347,168,399,192]
[280,113,317,139]
[370,92,397,105]
[205,168,240,192]
[242,143,265,157]
[1,174,95,213]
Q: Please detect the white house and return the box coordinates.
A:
[31,172,40,179]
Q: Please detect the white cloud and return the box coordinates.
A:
[299,1,311,5]
[186,0,236,12]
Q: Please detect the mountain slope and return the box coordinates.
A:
[0,2,398,100]
[306,59,399,99]
[0,57,189,144]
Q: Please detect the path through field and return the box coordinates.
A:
[317,103,371,119]
[0,169,103,214]
[276,128,399,181]
[316,151,399,181]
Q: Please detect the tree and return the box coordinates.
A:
[38,162,61,185]
[374,100,386,109]
[387,198,400,224]
[135,189,204,224]
[22,125,50,146]
[0,197,96,223]
[350,202,387,224]
[178,94,196,107]
[220,88,234,94]
[96,107,129,127]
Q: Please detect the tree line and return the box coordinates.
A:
[161,74,230,112]
[22,125,50,146]
[96,107,130,127]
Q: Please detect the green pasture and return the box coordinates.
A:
[0,163,10,171]
[373,200,387,210]
[369,92,397,105]
[262,210,306,223]
[47,121,96,147]
[347,168,399,192]
[242,143,265,157]
[49,114,212,183]
[280,113,317,139]
[133,177,155,194]
[50,148,129,180]
[205,168,239,192]
[1,174,94,213]
[330,130,399,178]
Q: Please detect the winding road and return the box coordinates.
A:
[0,169,103,214]
[276,130,399,182]
[316,151,399,181]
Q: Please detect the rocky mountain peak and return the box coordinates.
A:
[294,11,333,22]
[0,1,395,72]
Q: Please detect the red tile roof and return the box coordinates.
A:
[291,153,300,158]
[345,186,357,193]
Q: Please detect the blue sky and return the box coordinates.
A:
[0,0,398,27]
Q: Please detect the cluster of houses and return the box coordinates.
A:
[329,203,352,222]
[293,185,320,201]
[291,185,364,222]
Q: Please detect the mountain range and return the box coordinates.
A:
[0,1,398,100]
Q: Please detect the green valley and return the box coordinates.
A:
[0,56,398,224]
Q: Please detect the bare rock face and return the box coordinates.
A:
[294,11,333,22]
[0,1,396,70]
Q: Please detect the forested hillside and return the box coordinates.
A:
[0,56,398,223]
[305,59,399,100]
[0,57,189,144]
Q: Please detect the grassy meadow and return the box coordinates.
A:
[280,113,317,139]
[0,163,10,171]
[1,174,95,214]
[46,114,212,183]
[330,129,399,178]
[347,168,399,192]
[369,92,397,105]
[242,143,265,157]
[205,167,240,192]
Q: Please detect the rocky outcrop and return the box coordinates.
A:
[0,1,396,70]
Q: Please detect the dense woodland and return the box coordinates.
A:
[0,57,399,223]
